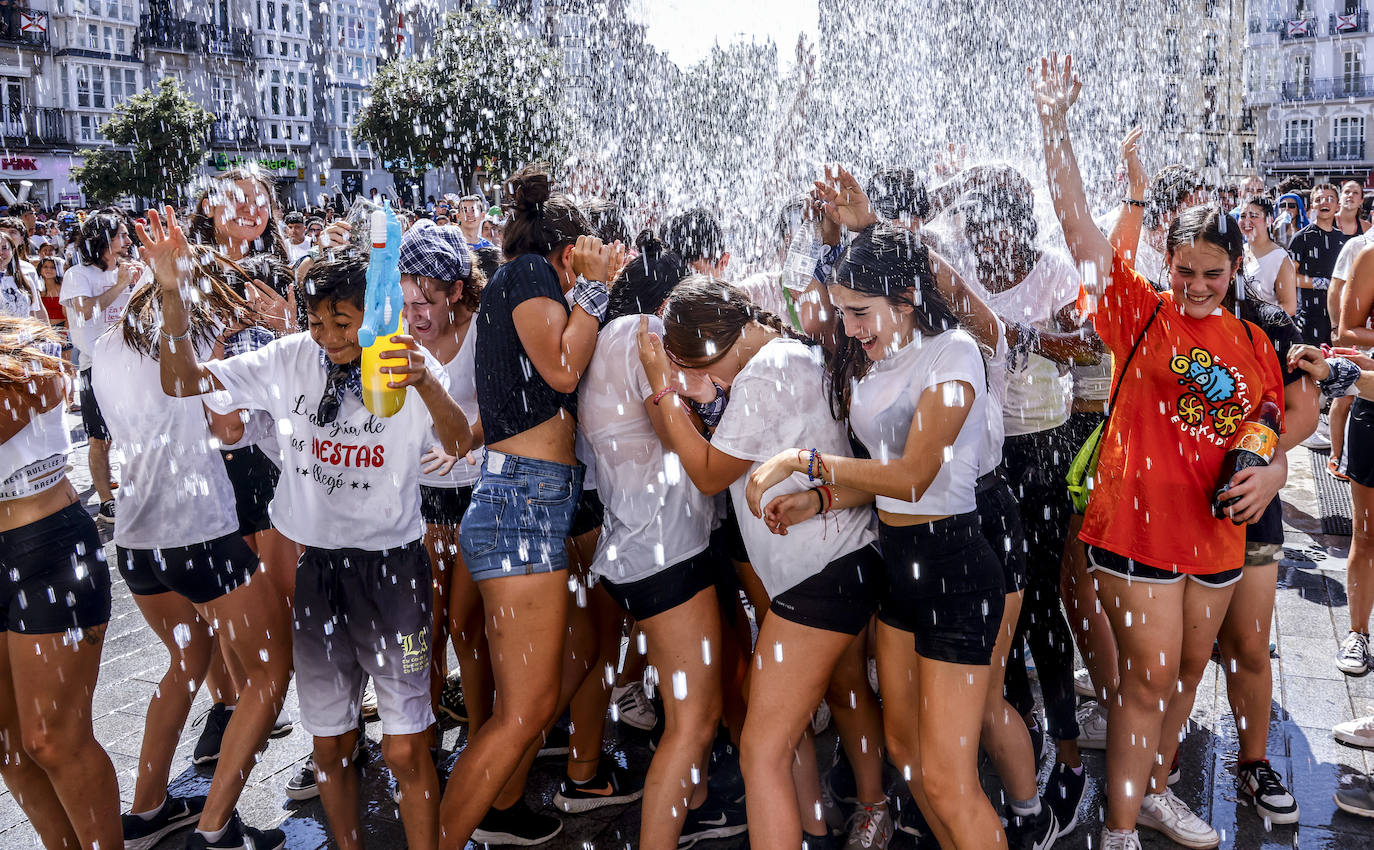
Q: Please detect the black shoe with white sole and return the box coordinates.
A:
[1047,762,1086,838]
[123,795,206,850]
[192,703,232,765]
[183,813,284,850]
[1237,760,1299,825]
[678,796,748,848]
[471,800,562,846]
[553,763,644,813]
[1006,802,1058,850]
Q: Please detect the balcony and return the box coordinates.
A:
[1280,74,1374,100]
[138,14,200,52]
[200,24,253,60]
[1279,142,1315,161]
[1330,140,1367,161]
[0,7,48,49]
[1330,10,1370,34]
[0,106,67,145]
[210,117,259,146]
[1247,18,1284,35]
[1278,17,1319,40]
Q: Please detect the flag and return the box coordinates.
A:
[1286,17,1313,36]
[1335,13,1358,31]
[20,11,47,34]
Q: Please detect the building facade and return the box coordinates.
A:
[1247,0,1373,183]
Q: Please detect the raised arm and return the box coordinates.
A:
[1032,54,1114,293]
[1107,127,1148,266]
[135,207,223,398]
[928,249,1001,350]
[1338,249,1374,348]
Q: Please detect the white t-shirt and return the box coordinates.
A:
[287,239,313,264]
[419,323,484,488]
[0,270,35,318]
[92,331,239,550]
[1334,230,1372,284]
[733,272,796,330]
[60,262,136,370]
[204,333,446,551]
[979,324,1009,473]
[1244,244,1288,305]
[970,249,1080,436]
[850,329,988,516]
[579,316,717,584]
[710,338,876,598]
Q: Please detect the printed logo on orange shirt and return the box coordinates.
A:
[1169,347,1249,445]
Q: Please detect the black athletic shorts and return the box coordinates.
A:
[117,533,260,605]
[1085,545,1242,587]
[420,484,474,527]
[78,368,109,442]
[770,544,882,636]
[221,445,280,537]
[1346,398,1374,489]
[0,501,111,634]
[878,513,1006,666]
[568,487,604,539]
[975,471,1027,593]
[601,548,720,621]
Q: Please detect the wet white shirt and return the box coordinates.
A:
[60,262,136,370]
[578,316,717,584]
[418,324,484,488]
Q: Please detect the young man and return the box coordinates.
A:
[283,211,313,264]
[140,206,473,850]
[454,195,493,250]
[1289,183,1354,349]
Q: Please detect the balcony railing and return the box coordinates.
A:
[1330,10,1370,34]
[1281,74,1374,100]
[0,106,67,145]
[1278,17,1319,39]
[138,14,200,51]
[0,7,49,48]
[200,24,253,60]
[1248,18,1285,34]
[1279,142,1315,161]
[1330,140,1368,161]
[210,117,259,146]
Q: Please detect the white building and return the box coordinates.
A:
[1247,0,1373,182]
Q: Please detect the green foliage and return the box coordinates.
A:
[356,6,567,189]
[70,76,214,206]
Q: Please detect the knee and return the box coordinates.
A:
[381,734,431,774]
[313,734,360,769]
[1117,657,1177,706]
[884,731,918,781]
[22,726,91,773]
[919,762,972,816]
[740,719,792,775]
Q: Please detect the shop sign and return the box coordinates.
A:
[212,153,300,172]
[0,157,38,171]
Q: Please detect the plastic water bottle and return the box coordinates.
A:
[781,221,822,294]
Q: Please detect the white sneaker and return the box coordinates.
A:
[610,682,657,731]
[1303,420,1332,450]
[1073,667,1096,699]
[868,657,879,695]
[1337,631,1370,675]
[1076,701,1108,750]
[1137,790,1220,849]
[1334,714,1374,748]
[811,699,833,735]
[1098,827,1142,850]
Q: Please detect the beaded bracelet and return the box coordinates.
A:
[651,386,680,406]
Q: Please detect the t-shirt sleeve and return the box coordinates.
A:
[1334,238,1364,282]
[58,266,95,302]
[503,256,566,312]
[1092,251,1163,355]
[919,333,986,396]
[1051,254,1082,313]
[203,341,282,415]
[1247,323,1286,430]
[710,355,794,463]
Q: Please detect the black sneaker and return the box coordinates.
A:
[801,828,843,850]
[123,795,206,850]
[192,703,232,765]
[438,672,468,723]
[893,797,930,838]
[471,799,562,846]
[536,724,570,759]
[283,759,319,801]
[553,762,645,812]
[270,708,293,738]
[1237,760,1299,825]
[183,813,284,850]
[706,736,745,804]
[824,746,859,806]
[1047,762,1086,838]
[1005,802,1058,850]
[1027,718,1045,770]
[678,796,748,848]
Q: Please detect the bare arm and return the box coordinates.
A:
[1276,257,1298,317]
[1338,250,1374,348]
[929,250,1001,350]
[1279,376,1320,450]
[134,209,225,397]
[0,377,63,444]
[1107,128,1147,266]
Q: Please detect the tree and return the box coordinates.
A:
[356,6,567,193]
[71,76,214,207]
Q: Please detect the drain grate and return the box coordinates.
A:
[1309,449,1353,536]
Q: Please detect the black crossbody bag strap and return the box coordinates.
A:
[1105,301,1163,419]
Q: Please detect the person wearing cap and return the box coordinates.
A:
[455,195,494,251]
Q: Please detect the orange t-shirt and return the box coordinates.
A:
[1078,254,1284,574]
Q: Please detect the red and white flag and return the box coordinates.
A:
[396,12,405,49]
[20,11,47,34]
[1286,17,1313,36]
[1335,13,1358,31]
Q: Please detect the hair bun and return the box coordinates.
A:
[634,229,664,258]
[505,165,552,213]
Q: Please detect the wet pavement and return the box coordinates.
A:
[2,426,1373,849]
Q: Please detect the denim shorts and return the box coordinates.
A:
[459,451,584,582]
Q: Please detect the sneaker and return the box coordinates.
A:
[803,830,844,850]
[553,762,644,813]
[1334,714,1374,748]
[1302,424,1331,450]
[678,796,748,848]
[191,703,232,765]
[536,724,570,759]
[184,813,285,850]
[812,699,833,735]
[1027,717,1045,768]
[610,681,657,731]
[706,735,746,804]
[1047,762,1086,838]
[1136,789,1220,849]
[824,746,858,806]
[1337,631,1370,675]
[360,679,379,719]
[1335,777,1374,818]
[123,795,205,850]
[1004,802,1057,850]
[270,707,293,738]
[284,759,319,801]
[1076,701,1108,750]
[96,499,116,525]
[1097,827,1143,850]
[893,798,930,838]
[1237,760,1299,824]
[438,672,467,723]
[471,800,562,846]
[867,657,879,695]
[1073,667,1096,699]
[843,803,894,850]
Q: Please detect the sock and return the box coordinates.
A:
[1009,795,1041,817]
[1108,828,1136,836]
[1239,758,1269,771]
[196,822,232,843]
[132,796,167,820]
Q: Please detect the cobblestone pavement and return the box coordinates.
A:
[3,421,1373,849]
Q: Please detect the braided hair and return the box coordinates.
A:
[660,276,812,367]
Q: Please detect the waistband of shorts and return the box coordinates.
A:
[481,450,581,481]
[975,470,1005,495]
[0,499,89,547]
[880,510,980,538]
[301,539,425,561]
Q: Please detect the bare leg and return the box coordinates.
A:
[447,549,491,733]
[384,731,440,850]
[0,635,80,850]
[566,583,624,783]
[87,438,114,504]
[1218,563,1277,762]
[981,591,1039,803]
[825,628,886,807]
[1350,482,1374,635]
[314,730,363,850]
[1061,515,1118,701]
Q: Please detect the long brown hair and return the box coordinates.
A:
[121,246,260,360]
[660,276,810,367]
[0,315,69,384]
[190,166,290,262]
[500,164,591,260]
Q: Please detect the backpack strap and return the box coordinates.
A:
[1105,301,1163,417]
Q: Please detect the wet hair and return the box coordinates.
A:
[826,224,960,419]
[660,275,812,374]
[604,230,691,325]
[283,211,305,226]
[77,211,127,269]
[866,168,931,222]
[299,253,369,314]
[120,245,259,360]
[961,186,1038,245]
[1275,175,1309,197]
[1311,182,1339,199]
[472,245,503,280]
[226,253,293,300]
[0,314,69,384]
[189,166,289,262]
[1165,206,1244,269]
[664,209,726,263]
[7,202,33,218]
[1146,164,1201,230]
[0,216,28,262]
[583,199,630,246]
[35,256,60,285]
[1244,195,1274,219]
[500,164,591,259]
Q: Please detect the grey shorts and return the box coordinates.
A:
[293,541,433,737]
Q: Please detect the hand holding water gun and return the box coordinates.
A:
[358,201,408,417]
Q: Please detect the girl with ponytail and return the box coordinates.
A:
[637,276,889,848]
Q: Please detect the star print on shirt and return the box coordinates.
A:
[351,481,359,489]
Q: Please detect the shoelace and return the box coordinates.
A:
[1341,634,1369,658]
[1152,791,1201,824]
[621,686,651,715]
[1246,762,1288,798]
[847,807,880,845]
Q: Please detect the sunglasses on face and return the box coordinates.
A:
[1279,203,1297,209]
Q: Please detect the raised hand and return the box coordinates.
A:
[1030,53,1082,124]
[377,334,432,389]
[636,315,674,394]
[134,206,193,296]
[572,235,626,284]
[1121,127,1147,199]
[814,164,880,232]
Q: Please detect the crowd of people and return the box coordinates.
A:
[3,54,1374,850]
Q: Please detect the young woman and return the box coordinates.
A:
[0,232,44,321]
[1272,192,1308,250]
[1238,196,1298,316]
[0,315,120,850]
[642,275,888,850]
[1034,54,1286,850]
[441,165,622,847]
[1339,180,1372,237]
[93,251,295,850]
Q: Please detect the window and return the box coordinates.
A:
[1283,118,1313,159]
[1164,83,1180,126]
[1242,142,1254,168]
[1205,141,1219,167]
[258,0,306,36]
[1292,54,1311,94]
[109,68,137,102]
[71,0,135,22]
[70,64,137,110]
[1203,85,1218,125]
[335,55,370,80]
[1205,0,1219,16]
[1343,50,1363,94]
[77,114,106,143]
[337,88,364,126]
[1165,29,1180,71]
[258,67,310,119]
[211,75,234,117]
[1204,34,1219,75]
[1333,116,1365,158]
